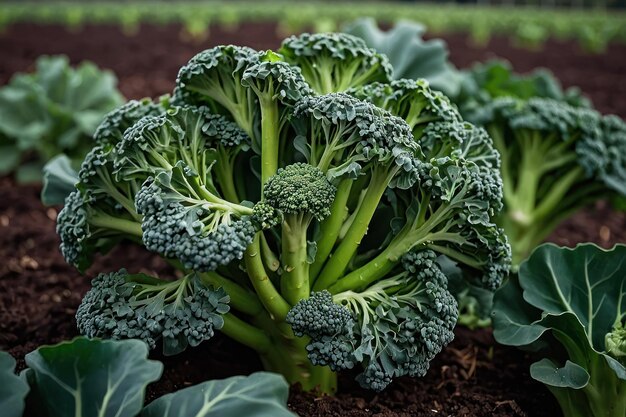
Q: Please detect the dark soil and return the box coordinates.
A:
[1,21,626,417]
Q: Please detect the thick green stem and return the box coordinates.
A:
[90,213,143,237]
[220,313,272,353]
[198,271,262,316]
[260,98,279,186]
[260,233,280,272]
[311,179,352,282]
[314,169,391,291]
[254,312,337,394]
[244,234,291,321]
[281,215,311,305]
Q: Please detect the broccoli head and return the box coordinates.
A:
[59,35,510,394]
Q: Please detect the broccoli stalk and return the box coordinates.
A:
[60,34,511,395]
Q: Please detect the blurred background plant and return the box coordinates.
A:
[0,55,123,183]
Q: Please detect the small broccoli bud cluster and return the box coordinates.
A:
[606,323,626,363]
[76,269,230,355]
[350,79,462,126]
[288,250,458,391]
[264,163,337,221]
[251,202,281,230]
[202,112,251,149]
[286,290,353,338]
[56,190,90,269]
[135,176,256,271]
[78,145,111,186]
[93,98,166,146]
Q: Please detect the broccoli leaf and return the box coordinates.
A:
[41,154,79,206]
[24,337,162,417]
[0,351,29,417]
[140,372,296,417]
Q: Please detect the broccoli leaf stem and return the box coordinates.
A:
[244,234,291,321]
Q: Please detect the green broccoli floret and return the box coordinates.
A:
[348,79,461,134]
[93,97,166,146]
[288,250,457,391]
[279,32,392,94]
[76,269,230,355]
[57,189,142,271]
[173,45,259,137]
[135,166,256,271]
[241,50,313,184]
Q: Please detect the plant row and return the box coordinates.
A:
[1,1,625,51]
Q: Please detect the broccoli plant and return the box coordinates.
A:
[467,96,626,267]
[52,32,510,393]
[493,244,626,417]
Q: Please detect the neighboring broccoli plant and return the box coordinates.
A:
[0,55,124,182]
[51,32,510,394]
[467,96,626,267]
[1,337,295,417]
[493,244,626,417]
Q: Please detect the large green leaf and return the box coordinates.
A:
[520,243,626,351]
[140,372,297,417]
[0,351,29,417]
[343,18,462,97]
[24,337,162,417]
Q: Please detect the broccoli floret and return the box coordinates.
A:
[174,45,259,136]
[241,51,313,184]
[76,269,230,355]
[606,322,626,363]
[93,98,166,146]
[57,190,142,271]
[135,165,256,271]
[279,32,392,94]
[288,249,457,391]
[348,79,462,134]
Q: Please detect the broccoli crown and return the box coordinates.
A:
[288,249,458,391]
[264,163,336,221]
[241,52,314,105]
[76,269,230,355]
[279,32,392,93]
[93,98,165,146]
[135,166,256,271]
[251,202,281,230]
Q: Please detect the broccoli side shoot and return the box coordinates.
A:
[288,250,457,391]
[77,269,230,355]
[279,32,392,94]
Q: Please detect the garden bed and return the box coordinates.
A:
[2,22,625,417]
